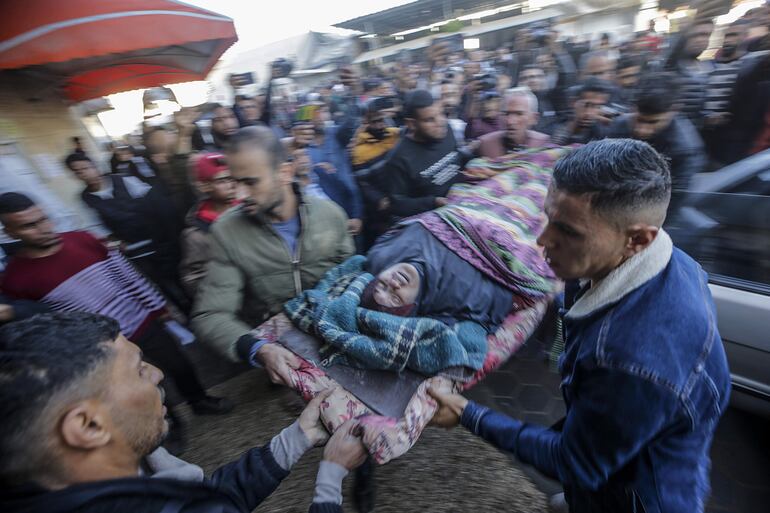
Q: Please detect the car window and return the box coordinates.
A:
[669,167,770,293]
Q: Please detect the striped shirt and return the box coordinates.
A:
[1,232,165,339]
[703,59,743,117]
[675,60,713,129]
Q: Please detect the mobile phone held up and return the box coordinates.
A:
[294,104,319,126]
[229,72,255,87]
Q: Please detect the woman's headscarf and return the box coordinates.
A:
[365,222,514,331]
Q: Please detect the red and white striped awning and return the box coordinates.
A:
[0,0,237,101]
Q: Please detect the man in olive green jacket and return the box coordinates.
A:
[191,126,354,378]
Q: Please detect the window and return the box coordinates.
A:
[669,163,770,292]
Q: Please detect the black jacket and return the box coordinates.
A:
[382,129,471,218]
[0,445,340,513]
[82,174,182,261]
[608,114,706,216]
[0,293,50,325]
[725,51,770,163]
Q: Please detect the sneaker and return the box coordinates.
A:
[549,492,568,513]
[190,395,235,415]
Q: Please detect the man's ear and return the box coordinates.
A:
[2,223,18,241]
[195,181,212,196]
[278,161,295,185]
[624,224,659,258]
[405,118,416,133]
[530,111,540,128]
[60,401,112,450]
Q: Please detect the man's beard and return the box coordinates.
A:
[414,128,443,144]
[241,190,285,221]
[503,130,524,150]
[213,130,232,144]
[367,126,387,140]
[111,389,169,457]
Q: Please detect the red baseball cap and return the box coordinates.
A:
[195,153,228,182]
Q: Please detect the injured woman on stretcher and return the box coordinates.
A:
[250,147,567,464]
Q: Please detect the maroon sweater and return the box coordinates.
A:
[2,232,165,339]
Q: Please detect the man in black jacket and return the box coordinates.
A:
[550,78,612,146]
[65,152,189,312]
[381,90,473,218]
[0,312,367,513]
[607,72,706,221]
[192,105,240,152]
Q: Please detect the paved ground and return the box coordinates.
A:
[179,329,770,512]
[468,335,770,513]
[174,370,550,512]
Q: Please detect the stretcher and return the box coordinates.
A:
[251,301,547,464]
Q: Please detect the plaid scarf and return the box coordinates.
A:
[284,256,487,376]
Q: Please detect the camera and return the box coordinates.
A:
[473,73,498,92]
[369,96,395,112]
[272,58,293,78]
[479,90,501,102]
[434,34,463,54]
[229,72,255,87]
[600,105,621,119]
[530,21,552,46]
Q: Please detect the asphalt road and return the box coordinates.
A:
[179,330,770,512]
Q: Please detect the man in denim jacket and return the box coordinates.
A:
[430,139,730,513]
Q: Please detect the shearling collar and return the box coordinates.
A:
[141,447,204,482]
[565,230,673,320]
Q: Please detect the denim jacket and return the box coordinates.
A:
[462,230,730,513]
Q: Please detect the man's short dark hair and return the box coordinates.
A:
[366,97,394,116]
[519,64,545,76]
[0,192,35,216]
[0,312,120,485]
[579,50,614,73]
[226,125,286,170]
[64,152,92,170]
[362,78,383,93]
[404,90,435,119]
[575,77,612,98]
[553,138,671,226]
[635,72,679,115]
[617,54,643,71]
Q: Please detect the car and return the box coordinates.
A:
[667,149,770,417]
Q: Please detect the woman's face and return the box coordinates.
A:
[373,263,421,309]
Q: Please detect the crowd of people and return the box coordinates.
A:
[0,5,767,513]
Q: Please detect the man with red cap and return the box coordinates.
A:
[179,153,237,298]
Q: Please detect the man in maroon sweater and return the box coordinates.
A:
[0,192,232,433]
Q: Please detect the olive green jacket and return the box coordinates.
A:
[191,194,354,361]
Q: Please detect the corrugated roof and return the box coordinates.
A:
[352,6,561,63]
[334,0,519,36]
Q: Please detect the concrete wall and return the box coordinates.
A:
[0,72,107,242]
